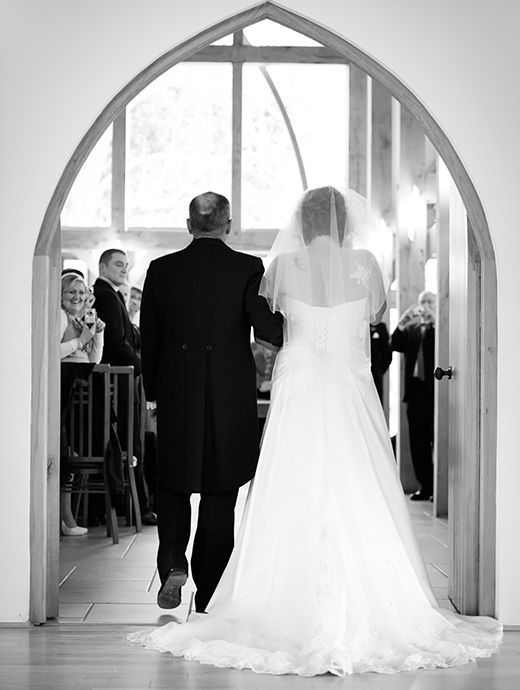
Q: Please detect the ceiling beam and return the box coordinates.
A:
[183,45,347,64]
[61,228,278,253]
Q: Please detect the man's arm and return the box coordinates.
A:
[378,322,393,373]
[245,258,283,348]
[139,263,162,403]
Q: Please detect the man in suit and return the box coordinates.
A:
[370,321,392,403]
[391,291,436,501]
[93,249,156,525]
[140,192,283,613]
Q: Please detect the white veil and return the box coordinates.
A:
[260,187,389,322]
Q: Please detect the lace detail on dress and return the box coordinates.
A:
[312,311,329,355]
[384,557,403,581]
[350,261,371,287]
[361,356,372,381]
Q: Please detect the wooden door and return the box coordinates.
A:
[447,181,481,614]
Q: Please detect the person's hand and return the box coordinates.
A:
[77,321,96,347]
[85,290,96,309]
[419,304,435,325]
[397,304,421,330]
[146,401,157,420]
[258,380,272,393]
[95,318,106,333]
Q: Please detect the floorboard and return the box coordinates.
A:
[1,491,516,689]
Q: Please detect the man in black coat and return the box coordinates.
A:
[93,249,156,525]
[370,321,392,403]
[391,291,436,501]
[140,192,283,612]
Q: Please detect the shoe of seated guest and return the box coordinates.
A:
[141,511,158,526]
[410,490,432,501]
[61,520,88,536]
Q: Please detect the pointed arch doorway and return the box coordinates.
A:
[31,1,497,622]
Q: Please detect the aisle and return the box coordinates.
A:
[58,488,455,624]
[0,498,516,690]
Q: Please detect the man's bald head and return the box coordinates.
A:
[188,192,231,238]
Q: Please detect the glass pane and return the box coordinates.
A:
[126,64,232,228]
[61,125,112,227]
[243,19,321,46]
[211,35,233,45]
[242,64,349,229]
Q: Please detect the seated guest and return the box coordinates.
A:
[129,286,142,326]
[60,274,105,535]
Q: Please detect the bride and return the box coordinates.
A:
[128,186,502,676]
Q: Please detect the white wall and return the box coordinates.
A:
[1,0,519,623]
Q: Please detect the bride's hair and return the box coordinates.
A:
[298,186,349,246]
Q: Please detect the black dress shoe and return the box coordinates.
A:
[410,490,432,501]
[141,511,158,525]
[157,568,188,609]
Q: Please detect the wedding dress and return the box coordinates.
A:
[128,188,501,676]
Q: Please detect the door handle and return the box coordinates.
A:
[434,366,452,380]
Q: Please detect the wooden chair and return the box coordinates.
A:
[64,364,142,544]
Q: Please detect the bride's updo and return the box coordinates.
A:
[298,186,349,246]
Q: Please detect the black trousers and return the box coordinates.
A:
[156,483,239,612]
[406,378,434,495]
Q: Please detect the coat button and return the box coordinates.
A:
[182,344,188,350]
[206,345,212,350]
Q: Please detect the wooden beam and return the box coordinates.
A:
[395,101,427,494]
[111,111,126,233]
[434,155,450,517]
[61,228,278,253]
[31,256,50,624]
[231,31,243,239]
[371,80,393,224]
[348,66,370,197]
[46,223,61,620]
[183,45,347,64]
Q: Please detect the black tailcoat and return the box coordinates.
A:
[140,238,283,493]
[93,278,141,375]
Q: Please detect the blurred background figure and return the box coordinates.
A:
[251,340,277,436]
[369,321,392,404]
[129,286,142,326]
[118,282,131,307]
[391,291,436,501]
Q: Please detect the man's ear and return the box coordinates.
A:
[187,219,193,235]
[98,263,105,276]
[226,219,232,235]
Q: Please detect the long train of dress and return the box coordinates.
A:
[128,299,502,676]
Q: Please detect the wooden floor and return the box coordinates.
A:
[1,491,518,689]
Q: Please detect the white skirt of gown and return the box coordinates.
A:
[128,300,502,676]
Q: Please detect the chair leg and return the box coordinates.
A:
[125,485,133,527]
[103,465,119,544]
[127,465,142,533]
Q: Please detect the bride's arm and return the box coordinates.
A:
[372,300,387,325]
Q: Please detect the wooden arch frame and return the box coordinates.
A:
[31,1,497,621]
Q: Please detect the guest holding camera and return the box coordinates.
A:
[60,273,105,535]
